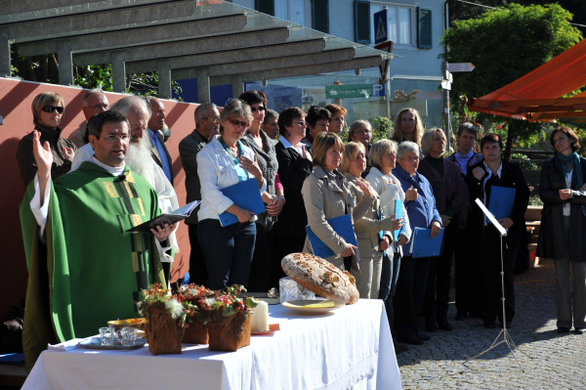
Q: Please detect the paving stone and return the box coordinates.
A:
[395,259,586,389]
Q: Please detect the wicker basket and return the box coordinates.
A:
[144,301,184,355]
[207,312,252,352]
[182,315,209,344]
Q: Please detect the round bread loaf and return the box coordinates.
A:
[281,252,359,304]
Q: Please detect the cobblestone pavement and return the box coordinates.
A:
[396,259,586,390]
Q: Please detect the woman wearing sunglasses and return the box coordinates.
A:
[17,92,76,185]
[196,99,273,290]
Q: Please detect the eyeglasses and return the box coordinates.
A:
[250,106,266,112]
[206,117,221,123]
[228,118,249,128]
[102,134,130,143]
[42,105,64,114]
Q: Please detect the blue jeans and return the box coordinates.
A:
[197,219,256,290]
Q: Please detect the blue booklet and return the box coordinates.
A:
[409,227,444,258]
[218,178,266,227]
[488,185,516,221]
[306,214,358,258]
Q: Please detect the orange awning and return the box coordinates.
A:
[468,39,586,122]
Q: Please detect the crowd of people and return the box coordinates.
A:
[17,89,586,369]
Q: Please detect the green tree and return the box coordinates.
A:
[443,3,582,159]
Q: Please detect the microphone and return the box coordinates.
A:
[116,174,126,182]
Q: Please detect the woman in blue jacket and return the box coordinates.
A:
[392,141,442,345]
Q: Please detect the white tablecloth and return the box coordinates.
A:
[22,299,401,390]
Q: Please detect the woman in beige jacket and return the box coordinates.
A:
[301,132,373,270]
[341,142,402,298]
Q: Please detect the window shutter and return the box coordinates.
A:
[255,0,274,15]
[417,8,432,49]
[312,0,329,33]
[354,0,370,44]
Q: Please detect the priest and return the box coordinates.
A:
[20,110,175,370]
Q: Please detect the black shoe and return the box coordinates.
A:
[437,317,452,331]
[483,320,496,329]
[416,331,431,341]
[469,311,483,319]
[425,318,438,332]
[455,312,467,321]
[557,327,570,334]
[574,328,585,335]
[400,334,423,345]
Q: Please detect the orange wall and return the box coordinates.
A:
[0,78,197,318]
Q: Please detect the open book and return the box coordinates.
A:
[127,200,200,232]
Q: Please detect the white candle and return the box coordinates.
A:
[251,301,269,332]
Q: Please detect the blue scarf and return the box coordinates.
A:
[556,152,583,189]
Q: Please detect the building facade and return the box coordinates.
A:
[232,0,448,127]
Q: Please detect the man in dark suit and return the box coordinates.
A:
[179,103,221,285]
[146,97,174,185]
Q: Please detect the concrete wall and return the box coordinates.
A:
[0,78,197,318]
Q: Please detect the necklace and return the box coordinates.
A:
[220,137,243,164]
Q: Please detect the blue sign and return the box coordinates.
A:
[374,9,388,44]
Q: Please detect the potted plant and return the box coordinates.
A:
[138,283,186,355]
[191,285,258,352]
[176,284,213,344]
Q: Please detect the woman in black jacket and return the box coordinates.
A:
[270,107,313,288]
[538,127,586,334]
[466,134,529,328]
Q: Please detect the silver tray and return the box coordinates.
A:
[79,337,147,350]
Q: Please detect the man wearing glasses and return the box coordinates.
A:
[68,89,110,148]
[179,103,221,285]
[20,110,172,371]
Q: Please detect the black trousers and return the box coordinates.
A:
[454,227,483,316]
[188,223,207,285]
[394,256,431,338]
[247,223,272,292]
[479,225,517,323]
[423,223,457,320]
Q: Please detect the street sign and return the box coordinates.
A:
[446,62,475,72]
[374,9,388,44]
[326,84,386,99]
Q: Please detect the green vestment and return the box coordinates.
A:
[20,162,165,370]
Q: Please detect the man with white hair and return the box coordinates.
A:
[72,97,178,214]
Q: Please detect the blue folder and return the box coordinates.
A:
[393,198,403,241]
[306,214,358,258]
[409,227,444,258]
[488,185,516,221]
[218,178,266,227]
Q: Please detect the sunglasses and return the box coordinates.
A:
[250,106,266,112]
[42,105,64,114]
[228,118,249,128]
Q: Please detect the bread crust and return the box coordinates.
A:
[281,252,359,304]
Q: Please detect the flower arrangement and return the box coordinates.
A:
[138,283,186,324]
[177,284,258,351]
[139,283,258,352]
[139,283,185,355]
[176,284,258,325]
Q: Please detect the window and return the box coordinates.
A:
[355,1,428,48]
[274,0,310,26]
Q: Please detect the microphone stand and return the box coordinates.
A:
[464,199,531,370]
